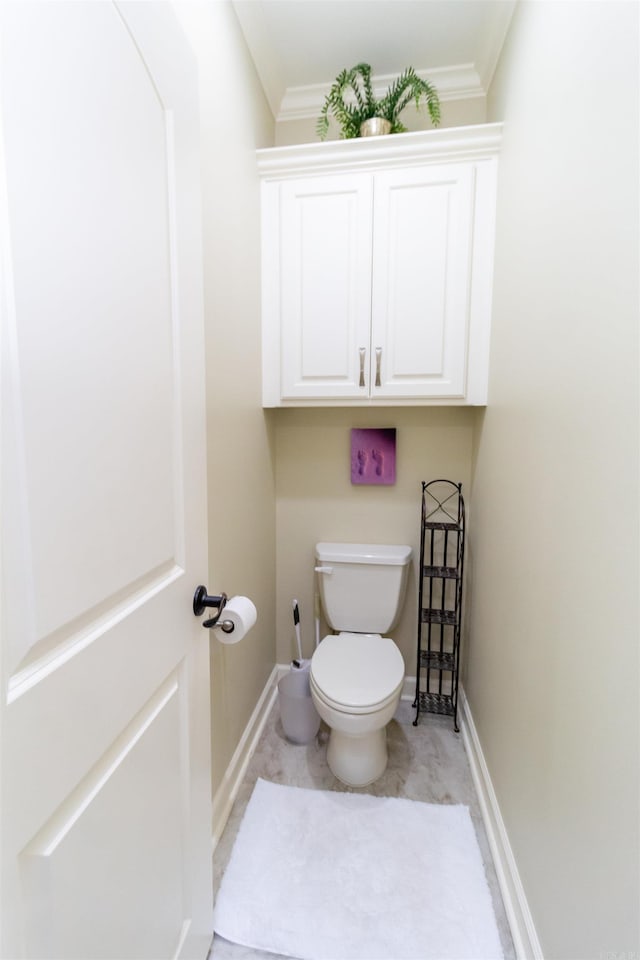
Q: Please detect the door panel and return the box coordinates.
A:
[371,164,473,398]
[1,4,212,958]
[20,674,184,960]
[3,1,177,657]
[280,174,372,398]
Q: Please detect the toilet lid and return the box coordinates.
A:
[311,633,404,709]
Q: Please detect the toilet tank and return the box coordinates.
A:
[315,542,412,634]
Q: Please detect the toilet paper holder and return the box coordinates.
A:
[192,586,235,633]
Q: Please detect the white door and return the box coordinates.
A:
[371,164,473,399]
[279,173,373,400]
[0,4,213,958]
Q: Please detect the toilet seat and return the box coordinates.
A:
[310,632,404,713]
[310,675,402,717]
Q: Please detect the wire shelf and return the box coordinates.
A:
[414,480,465,733]
[417,692,455,717]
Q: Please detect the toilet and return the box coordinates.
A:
[310,542,412,787]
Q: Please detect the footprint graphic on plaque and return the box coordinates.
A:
[350,429,396,485]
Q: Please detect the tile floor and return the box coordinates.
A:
[210,696,516,960]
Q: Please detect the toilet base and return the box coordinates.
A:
[327,726,388,787]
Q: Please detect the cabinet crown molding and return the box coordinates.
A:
[257,123,503,179]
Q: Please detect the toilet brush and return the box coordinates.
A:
[314,591,320,648]
[291,600,308,670]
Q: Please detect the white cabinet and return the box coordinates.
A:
[279,173,373,400]
[371,163,473,399]
[259,125,501,406]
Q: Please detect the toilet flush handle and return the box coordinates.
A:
[314,566,333,575]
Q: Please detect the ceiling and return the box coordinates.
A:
[231,0,516,121]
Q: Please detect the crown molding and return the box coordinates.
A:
[277,63,484,124]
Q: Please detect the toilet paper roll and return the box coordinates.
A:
[217,596,257,645]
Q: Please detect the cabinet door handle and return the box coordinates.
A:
[358,347,366,387]
[375,347,382,387]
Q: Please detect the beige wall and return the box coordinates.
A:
[271,82,486,671]
[275,96,486,146]
[176,0,487,807]
[178,7,639,955]
[467,3,639,958]
[273,407,476,670]
[175,3,276,797]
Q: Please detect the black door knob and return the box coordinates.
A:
[193,585,227,618]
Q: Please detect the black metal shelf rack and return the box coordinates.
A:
[413,480,465,732]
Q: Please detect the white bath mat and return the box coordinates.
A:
[213,778,504,960]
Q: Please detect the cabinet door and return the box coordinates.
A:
[371,164,473,398]
[279,174,373,399]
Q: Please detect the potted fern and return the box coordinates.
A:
[317,62,441,141]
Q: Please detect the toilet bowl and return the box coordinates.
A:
[312,541,412,786]
[310,632,405,787]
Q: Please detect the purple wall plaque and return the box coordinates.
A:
[351,428,396,485]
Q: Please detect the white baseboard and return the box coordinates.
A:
[401,675,416,701]
[211,664,280,850]
[458,686,543,960]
